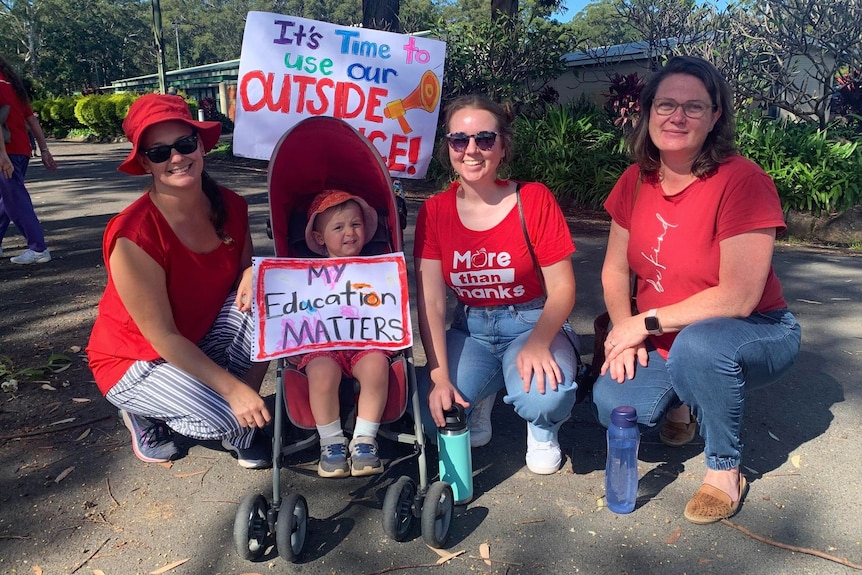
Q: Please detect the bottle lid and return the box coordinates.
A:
[610,405,638,428]
[440,404,467,432]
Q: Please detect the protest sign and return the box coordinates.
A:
[234,11,446,179]
[251,254,413,361]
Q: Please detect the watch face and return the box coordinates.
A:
[645,316,660,332]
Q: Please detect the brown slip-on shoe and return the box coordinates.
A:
[659,419,697,447]
[684,475,748,524]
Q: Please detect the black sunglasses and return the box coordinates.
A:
[445,131,498,153]
[141,132,199,163]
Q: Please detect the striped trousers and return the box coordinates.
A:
[106,292,260,448]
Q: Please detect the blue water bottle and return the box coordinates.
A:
[438,405,473,505]
[605,406,640,514]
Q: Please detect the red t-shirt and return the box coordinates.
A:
[605,156,788,356]
[414,180,575,306]
[0,75,34,156]
[87,187,249,394]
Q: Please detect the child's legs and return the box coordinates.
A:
[304,355,343,426]
[350,350,390,424]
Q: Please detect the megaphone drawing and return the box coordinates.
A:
[385,70,441,134]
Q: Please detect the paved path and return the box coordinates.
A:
[1,139,861,575]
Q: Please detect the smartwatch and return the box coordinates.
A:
[645,308,663,335]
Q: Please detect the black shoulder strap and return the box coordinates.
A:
[515,182,547,295]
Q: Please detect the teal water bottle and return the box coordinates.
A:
[438,405,473,505]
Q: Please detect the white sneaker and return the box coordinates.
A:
[525,423,561,475]
[11,248,51,264]
[469,393,495,447]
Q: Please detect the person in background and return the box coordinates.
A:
[414,94,579,475]
[0,57,57,264]
[86,94,272,469]
[290,189,390,478]
[592,56,801,523]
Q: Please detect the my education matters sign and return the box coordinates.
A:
[250,254,413,361]
[234,11,446,179]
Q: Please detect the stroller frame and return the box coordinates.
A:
[233,116,454,563]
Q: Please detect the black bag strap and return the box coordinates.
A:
[515,183,582,366]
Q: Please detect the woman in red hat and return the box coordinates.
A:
[86,94,271,469]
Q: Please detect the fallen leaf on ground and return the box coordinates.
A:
[71,397,91,403]
[31,565,42,575]
[149,558,190,574]
[664,526,682,544]
[54,466,75,483]
[175,471,207,478]
[796,298,822,305]
[427,545,465,565]
[94,570,106,575]
[480,542,491,565]
[75,428,91,441]
[70,345,82,353]
[50,417,75,426]
[790,455,801,468]
[41,384,57,391]
[767,431,780,442]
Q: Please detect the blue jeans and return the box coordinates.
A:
[592,309,801,470]
[418,298,579,442]
[0,154,47,252]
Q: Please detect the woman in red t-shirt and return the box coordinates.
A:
[414,94,579,475]
[593,56,801,523]
[86,94,271,469]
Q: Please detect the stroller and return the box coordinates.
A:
[233,116,454,563]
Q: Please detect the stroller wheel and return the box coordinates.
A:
[276,493,309,562]
[382,476,416,541]
[421,481,454,548]
[234,492,270,560]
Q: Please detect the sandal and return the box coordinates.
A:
[659,418,697,447]
[684,475,748,524]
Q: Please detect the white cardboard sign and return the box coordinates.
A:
[251,254,413,361]
[234,11,446,179]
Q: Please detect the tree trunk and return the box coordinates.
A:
[491,0,518,21]
[362,0,401,33]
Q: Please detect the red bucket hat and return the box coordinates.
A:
[118,94,222,175]
[305,190,378,255]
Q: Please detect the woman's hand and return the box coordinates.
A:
[235,266,254,312]
[600,315,649,382]
[427,377,469,429]
[516,339,562,394]
[224,380,271,428]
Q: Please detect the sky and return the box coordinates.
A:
[559,0,593,21]
[557,0,729,22]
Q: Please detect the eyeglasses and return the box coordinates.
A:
[141,132,199,163]
[652,99,717,119]
[445,131,498,153]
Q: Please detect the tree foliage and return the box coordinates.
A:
[437,10,575,111]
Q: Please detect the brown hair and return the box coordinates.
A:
[0,56,31,104]
[627,55,736,180]
[436,94,516,169]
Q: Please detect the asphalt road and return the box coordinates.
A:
[1,138,860,575]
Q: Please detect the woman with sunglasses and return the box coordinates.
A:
[592,56,800,522]
[87,94,272,469]
[414,94,579,475]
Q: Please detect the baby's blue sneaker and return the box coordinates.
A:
[349,436,383,477]
[318,436,350,478]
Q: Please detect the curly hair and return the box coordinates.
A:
[436,94,516,170]
[0,56,31,105]
[627,56,736,180]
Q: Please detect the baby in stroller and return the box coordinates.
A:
[291,189,390,478]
